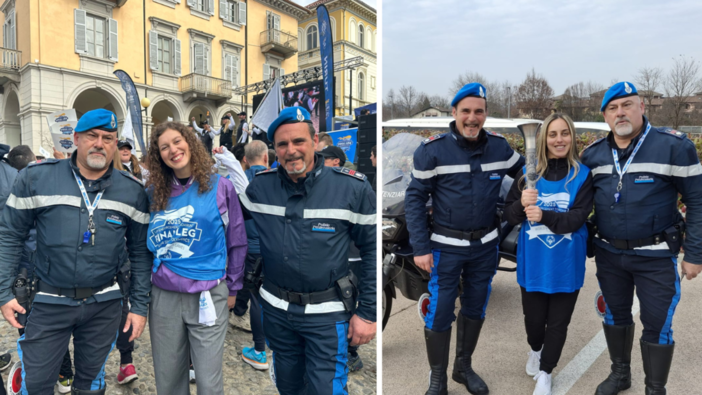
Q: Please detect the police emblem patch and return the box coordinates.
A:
[624,82,632,94]
[422,134,445,145]
[479,86,485,98]
[111,115,116,128]
[333,167,366,181]
[296,109,304,121]
[312,222,336,233]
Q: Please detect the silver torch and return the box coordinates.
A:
[517,121,542,190]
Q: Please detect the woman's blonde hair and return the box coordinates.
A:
[520,113,581,192]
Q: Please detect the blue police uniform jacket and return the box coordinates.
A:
[405,122,525,256]
[517,165,589,293]
[580,116,702,263]
[240,153,377,322]
[147,174,227,281]
[0,156,153,315]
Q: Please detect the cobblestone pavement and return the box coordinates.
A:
[0,314,377,395]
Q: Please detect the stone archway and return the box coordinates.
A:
[2,89,21,147]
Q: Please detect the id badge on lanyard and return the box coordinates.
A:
[611,123,651,204]
[72,169,104,245]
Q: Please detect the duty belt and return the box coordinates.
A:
[262,281,339,306]
[36,278,117,299]
[600,234,664,250]
[432,223,494,241]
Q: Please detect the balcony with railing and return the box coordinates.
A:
[0,47,21,85]
[180,73,232,103]
[260,29,298,59]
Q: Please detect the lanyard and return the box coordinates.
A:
[72,169,104,243]
[611,123,651,197]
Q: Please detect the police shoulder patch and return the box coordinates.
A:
[256,167,278,176]
[657,127,686,139]
[422,133,446,145]
[28,158,60,167]
[485,130,505,139]
[333,166,367,181]
[117,170,143,185]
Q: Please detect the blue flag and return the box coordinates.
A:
[316,5,334,132]
[113,70,146,153]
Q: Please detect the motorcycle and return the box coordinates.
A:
[380,133,520,330]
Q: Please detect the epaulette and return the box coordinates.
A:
[485,130,506,139]
[657,127,686,140]
[117,170,144,186]
[422,133,446,145]
[333,167,367,181]
[28,158,60,167]
[256,167,278,176]
[582,137,606,153]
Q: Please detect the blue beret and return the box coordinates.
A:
[451,82,487,107]
[601,82,638,112]
[75,109,118,132]
[267,107,313,141]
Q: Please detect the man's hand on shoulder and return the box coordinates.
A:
[1,298,25,329]
[348,314,376,346]
[414,253,434,273]
[681,260,702,280]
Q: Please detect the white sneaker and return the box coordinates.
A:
[533,371,552,395]
[189,369,196,383]
[526,348,542,376]
[229,310,252,332]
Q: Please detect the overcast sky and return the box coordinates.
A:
[384,0,702,99]
[293,0,377,8]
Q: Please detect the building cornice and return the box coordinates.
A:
[187,28,216,43]
[305,0,375,23]
[0,0,15,14]
[149,16,181,33]
[220,39,244,52]
[253,0,311,20]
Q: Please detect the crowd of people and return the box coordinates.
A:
[0,106,377,395]
[406,82,701,395]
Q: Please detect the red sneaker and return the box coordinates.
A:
[117,364,138,384]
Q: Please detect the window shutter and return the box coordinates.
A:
[174,38,181,75]
[74,9,87,54]
[194,42,204,74]
[8,11,15,50]
[149,31,159,70]
[233,56,239,87]
[208,0,215,15]
[219,0,228,19]
[224,54,231,83]
[187,0,195,7]
[239,2,246,25]
[263,64,270,81]
[108,18,118,61]
[280,68,284,77]
[204,45,209,75]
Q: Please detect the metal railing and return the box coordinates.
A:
[0,47,21,70]
[260,29,298,50]
[180,73,232,98]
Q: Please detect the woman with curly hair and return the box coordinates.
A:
[145,121,247,395]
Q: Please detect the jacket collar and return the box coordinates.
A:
[278,152,325,195]
[449,121,488,153]
[607,115,649,154]
[70,153,113,192]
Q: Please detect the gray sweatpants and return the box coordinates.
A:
[149,281,229,395]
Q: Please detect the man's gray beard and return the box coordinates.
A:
[86,153,107,169]
[614,122,633,137]
[285,161,307,175]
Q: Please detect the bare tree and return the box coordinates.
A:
[634,67,663,122]
[664,55,702,129]
[559,81,605,121]
[397,85,422,118]
[383,89,396,121]
[428,95,450,110]
[449,72,489,98]
[449,73,515,117]
[516,69,554,119]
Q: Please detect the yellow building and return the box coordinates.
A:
[297,0,376,117]
[0,0,309,152]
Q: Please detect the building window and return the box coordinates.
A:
[86,15,106,58]
[195,0,206,12]
[188,0,214,18]
[263,63,284,80]
[307,25,318,50]
[3,10,15,50]
[358,23,364,48]
[358,72,364,101]
[224,53,239,88]
[158,36,172,74]
[228,0,238,22]
[193,42,209,75]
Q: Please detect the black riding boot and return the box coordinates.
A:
[455,314,489,395]
[424,327,452,395]
[641,340,674,395]
[451,311,465,384]
[595,323,635,395]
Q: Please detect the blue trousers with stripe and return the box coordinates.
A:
[595,245,681,344]
[17,299,121,394]
[261,298,351,395]
[424,243,499,332]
